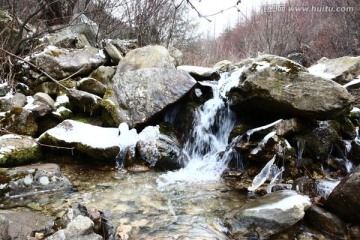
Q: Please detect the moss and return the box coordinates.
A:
[100,98,122,127]
[70,116,93,124]
[0,171,11,184]
[59,79,76,89]
[0,144,42,167]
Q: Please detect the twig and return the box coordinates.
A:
[0,129,75,151]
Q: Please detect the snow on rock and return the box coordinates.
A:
[308,63,335,80]
[343,75,360,89]
[37,120,120,161]
[226,190,311,239]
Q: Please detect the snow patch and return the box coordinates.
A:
[308,63,335,79]
[249,191,310,212]
[38,120,119,149]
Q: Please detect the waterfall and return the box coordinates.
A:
[157,69,245,187]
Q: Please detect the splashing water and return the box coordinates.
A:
[157,69,245,187]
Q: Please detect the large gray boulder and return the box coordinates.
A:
[117,45,175,72]
[0,134,41,167]
[326,165,360,223]
[0,163,72,208]
[105,68,196,127]
[38,120,120,161]
[30,45,107,80]
[227,55,354,120]
[308,56,360,84]
[225,190,311,239]
[0,210,54,240]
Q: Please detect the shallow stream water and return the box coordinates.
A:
[40,160,247,239]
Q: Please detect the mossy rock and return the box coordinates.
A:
[100,98,123,127]
[0,107,38,136]
[0,135,42,167]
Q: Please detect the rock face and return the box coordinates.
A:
[31,45,107,80]
[38,120,120,161]
[308,56,360,84]
[227,55,354,120]
[225,190,311,239]
[0,134,41,166]
[326,165,360,223]
[0,163,72,207]
[306,205,346,236]
[177,65,220,81]
[0,210,54,240]
[106,68,196,127]
[117,45,175,72]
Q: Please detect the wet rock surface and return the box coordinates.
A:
[326,165,360,224]
[225,190,311,239]
[0,163,72,208]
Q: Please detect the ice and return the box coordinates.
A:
[248,156,276,192]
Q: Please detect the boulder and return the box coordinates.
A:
[67,89,102,115]
[227,55,354,120]
[326,165,360,223]
[24,96,53,117]
[177,65,220,81]
[0,92,26,112]
[168,46,183,66]
[117,45,175,72]
[308,56,360,84]
[306,205,346,236]
[103,38,138,55]
[136,125,181,170]
[104,43,123,64]
[0,108,38,136]
[43,14,98,47]
[89,66,116,84]
[30,45,107,80]
[37,120,120,161]
[0,210,54,240]
[33,81,61,96]
[213,60,236,73]
[0,163,72,208]
[225,190,311,239]
[0,134,41,167]
[48,215,102,240]
[34,92,55,109]
[76,77,107,97]
[106,68,196,127]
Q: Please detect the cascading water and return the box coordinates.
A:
[157,69,245,187]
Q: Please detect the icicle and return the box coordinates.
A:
[248,156,276,192]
